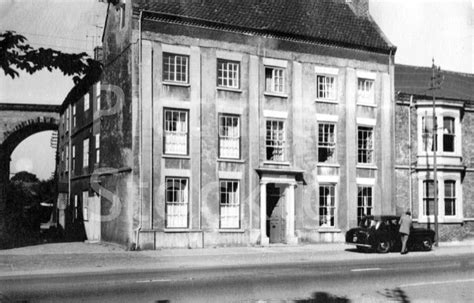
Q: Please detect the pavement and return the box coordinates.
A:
[0,240,473,277]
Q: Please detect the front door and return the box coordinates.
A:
[267,183,286,243]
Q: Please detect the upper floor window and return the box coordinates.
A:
[95,133,100,164]
[357,186,372,225]
[357,78,375,104]
[165,177,189,228]
[218,114,240,159]
[65,108,70,132]
[219,180,240,229]
[72,145,76,172]
[164,108,188,155]
[317,75,336,100]
[84,93,90,112]
[422,116,437,152]
[265,67,285,94]
[65,145,69,172]
[96,82,101,112]
[357,126,374,164]
[163,53,189,84]
[443,117,455,152]
[119,5,126,29]
[319,184,336,227]
[318,123,336,163]
[83,191,89,221]
[72,104,76,128]
[266,120,285,162]
[217,59,239,89]
[83,138,89,168]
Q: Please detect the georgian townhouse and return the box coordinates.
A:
[395,64,474,241]
[98,0,397,249]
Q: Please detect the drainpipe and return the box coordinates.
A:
[134,9,143,250]
[408,95,413,214]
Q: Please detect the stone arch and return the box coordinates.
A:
[0,114,59,247]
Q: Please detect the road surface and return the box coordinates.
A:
[1,253,473,302]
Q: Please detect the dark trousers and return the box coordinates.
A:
[400,233,409,253]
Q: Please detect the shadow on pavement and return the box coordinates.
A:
[295,291,351,302]
[378,287,411,303]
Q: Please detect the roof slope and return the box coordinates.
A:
[395,64,474,102]
[133,0,394,54]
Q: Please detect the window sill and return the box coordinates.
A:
[264,92,288,98]
[318,228,341,233]
[164,228,201,233]
[162,81,190,87]
[317,163,340,168]
[163,154,190,160]
[217,87,242,93]
[263,161,291,166]
[357,102,377,108]
[417,217,464,224]
[315,99,338,104]
[356,164,378,170]
[219,229,245,233]
[217,158,246,163]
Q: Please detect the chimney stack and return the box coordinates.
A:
[346,0,369,18]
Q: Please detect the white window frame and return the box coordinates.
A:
[357,126,374,164]
[163,53,189,84]
[84,92,90,112]
[83,138,89,168]
[357,186,373,225]
[65,107,70,132]
[96,82,101,112]
[319,184,336,228]
[95,133,100,164]
[357,78,375,105]
[417,108,461,157]
[316,75,337,101]
[417,172,463,223]
[265,119,286,162]
[219,180,240,229]
[165,177,189,229]
[74,194,78,221]
[218,114,240,159]
[164,108,188,155]
[119,4,126,29]
[265,66,285,94]
[317,122,336,163]
[217,59,240,89]
[72,103,76,128]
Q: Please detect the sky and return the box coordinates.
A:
[0,0,473,180]
[0,0,107,180]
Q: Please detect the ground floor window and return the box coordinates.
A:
[357,186,372,225]
[418,173,462,222]
[319,184,336,227]
[165,177,189,228]
[219,180,240,229]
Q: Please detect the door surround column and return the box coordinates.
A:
[259,181,269,246]
[285,182,298,245]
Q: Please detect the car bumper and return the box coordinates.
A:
[345,242,372,248]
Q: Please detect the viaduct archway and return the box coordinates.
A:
[0,103,60,241]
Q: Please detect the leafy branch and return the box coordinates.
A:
[0,31,102,84]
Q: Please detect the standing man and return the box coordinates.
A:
[399,210,412,254]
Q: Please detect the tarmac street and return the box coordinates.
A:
[0,242,473,302]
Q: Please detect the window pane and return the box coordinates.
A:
[164,109,188,155]
[319,185,336,227]
[165,178,188,228]
[444,180,456,216]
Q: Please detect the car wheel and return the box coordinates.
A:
[376,240,391,253]
[421,237,433,251]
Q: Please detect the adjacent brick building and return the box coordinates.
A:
[395,64,474,241]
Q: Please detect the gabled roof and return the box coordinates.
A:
[133,0,395,54]
[395,64,474,103]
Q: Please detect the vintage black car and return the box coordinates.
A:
[345,215,435,253]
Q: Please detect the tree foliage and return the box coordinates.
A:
[0,31,102,84]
